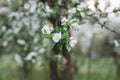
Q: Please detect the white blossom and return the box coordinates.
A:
[2,41,8,47]
[13,27,21,34]
[14,54,23,67]
[25,51,37,61]
[52,32,62,42]
[8,12,20,20]
[45,5,53,13]
[63,28,67,31]
[41,25,53,34]
[24,3,30,10]
[0,7,9,14]
[17,39,26,45]
[67,8,76,15]
[71,22,80,30]
[1,26,6,32]
[114,40,119,47]
[87,0,96,11]
[69,37,77,47]
[94,11,101,18]
[61,17,67,25]
[39,48,45,53]
[77,2,87,11]
[29,1,37,13]
[80,12,86,17]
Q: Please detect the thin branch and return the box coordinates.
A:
[89,8,120,36]
[103,26,120,36]
[90,15,120,37]
[97,19,120,36]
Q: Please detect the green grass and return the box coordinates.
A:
[0,55,117,80]
[74,59,116,80]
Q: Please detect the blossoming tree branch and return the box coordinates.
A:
[41,1,120,52]
[41,0,120,80]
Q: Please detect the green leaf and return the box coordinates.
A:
[57,41,63,51]
[75,12,80,17]
[113,9,119,13]
[47,43,55,52]
[78,21,85,25]
[44,35,52,39]
[100,13,108,17]
[63,32,69,39]
[66,42,71,52]
[95,1,99,9]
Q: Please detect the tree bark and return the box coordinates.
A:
[111,49,120,80]
[49,45,60,80]
[61,44,72,80]
[49,59,59,80]
[116,64,120,80]
[22,61,30,78]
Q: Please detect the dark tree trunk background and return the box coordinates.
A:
[49,45,60,80]
[61,44,72,80]
[49,59,59,80]
[116,64,120,80]
[111,47,120,80]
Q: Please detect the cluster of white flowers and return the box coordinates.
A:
[45,4,53,13]
[61,16,79,27]
[41,25,62,43]
[29,1,37,13]
[39,48,46,53]
[67,8,76,15]
[14,54,23,67]
[0,7,10,14]
[25,51,37,61]
[41,25,54,34]
[1,25,6,32]
[71,22,80,30]
[52,32,62,43]
[77,2,87,11]
[69,37,77,47]
[93,11,101,18]
[17,39,26,45]
[2,41,8,47]
[41,1,102,50]
[61,17,68,25]
[114,40,119,47]
[24,3,30,10]
[66,1,88,16]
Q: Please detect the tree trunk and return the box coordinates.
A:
[111,50,120,80]
[49,59,59,80]
[116,64,120,80]
[22,61,30,78]
[49,45,60,80]
[61,44,72,80]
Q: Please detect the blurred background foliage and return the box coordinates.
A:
[0,0,120,80]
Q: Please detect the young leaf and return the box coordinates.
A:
[47,43,55,52]
[44,35,52,39]
[78,21,85,25]
[57,41,63,51]
[66,42,71,52]
[63,32,69,39]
